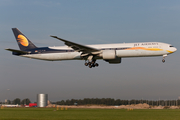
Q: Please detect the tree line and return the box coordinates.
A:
[56,98,180,106]
[1,98,31,105]
[2,98,180,106]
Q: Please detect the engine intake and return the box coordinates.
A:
[102,50,116,59]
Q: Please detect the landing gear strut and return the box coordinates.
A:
[162,54,167,63]
[84,55,99,68]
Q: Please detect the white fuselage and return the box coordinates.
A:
[21,42,177,61]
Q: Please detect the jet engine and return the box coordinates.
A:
[102,50,116,59]
[104,57,121,64]
[101,50,121,64]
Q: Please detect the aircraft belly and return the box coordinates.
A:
[22,52,81,61]
[116,50,167,57]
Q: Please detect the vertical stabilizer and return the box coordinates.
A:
[12,28,37,51]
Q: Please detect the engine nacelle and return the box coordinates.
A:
[104,57,121,64]
[102,50,116,59]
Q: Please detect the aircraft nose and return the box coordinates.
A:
[173,47,177,52]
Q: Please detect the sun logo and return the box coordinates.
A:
[17,35,29,47]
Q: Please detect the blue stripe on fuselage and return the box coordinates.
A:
[13,47,130,55]
[30,47,74,54]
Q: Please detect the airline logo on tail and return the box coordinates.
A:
[17,35,29,47]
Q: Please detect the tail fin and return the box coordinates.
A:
[12,28,37,51]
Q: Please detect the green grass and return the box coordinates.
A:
[0,108,180,120]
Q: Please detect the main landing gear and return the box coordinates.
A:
[85,60,99,68]
[162,54,167,63]
[84,55,99,68]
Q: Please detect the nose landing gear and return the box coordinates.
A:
[162,54,167,63]
[162,59,165,63]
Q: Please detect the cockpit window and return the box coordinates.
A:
[170,46,174,47]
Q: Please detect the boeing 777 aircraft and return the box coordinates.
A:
[6,28,177,68]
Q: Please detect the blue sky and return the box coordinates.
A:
[0,0,180,102]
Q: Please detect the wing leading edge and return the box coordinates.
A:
[50,36,101,54]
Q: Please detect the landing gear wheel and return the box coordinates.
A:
[162,59,165,63]
[85,62,88,66]
[89,64,92,68]
[95,63,99,67]
[92,61,95,64]
[84,59,99,68]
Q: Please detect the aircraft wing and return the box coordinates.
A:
[5,48,29,54]
[50,36,100,54]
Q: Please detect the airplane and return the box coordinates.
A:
[5,28,177,68]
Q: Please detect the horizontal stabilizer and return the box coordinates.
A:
[5,48,29,54]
